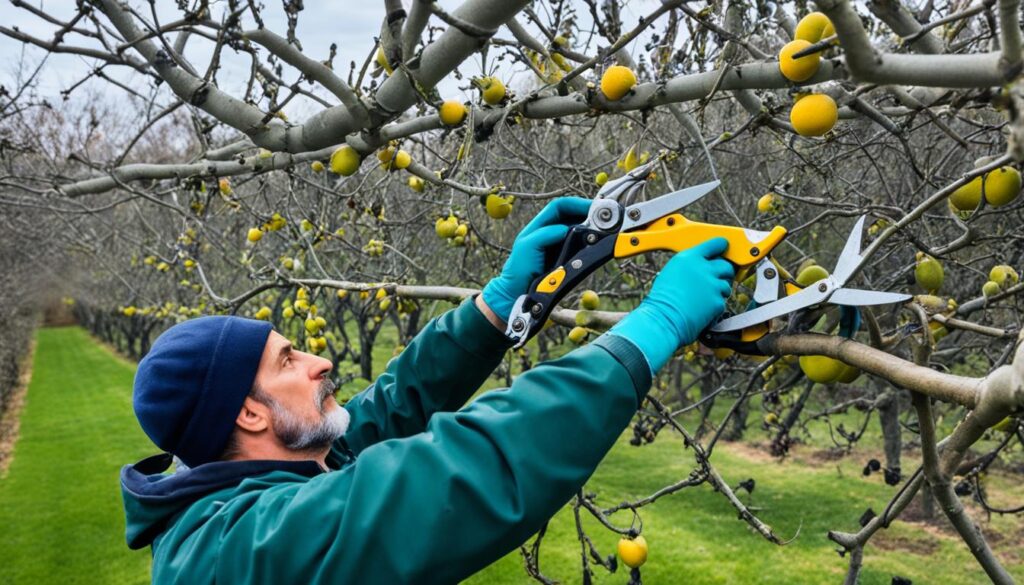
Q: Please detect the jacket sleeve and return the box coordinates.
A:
[338,294,513,456]
[213,334,653,585]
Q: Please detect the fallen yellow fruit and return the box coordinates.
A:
[778,39,821,82]
[600,65,637,101]
[790,93,837,137]
[330,145,361,176]
[439,100,467,126]
[617,535,648,568]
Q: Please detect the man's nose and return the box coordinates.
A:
[312,354,333,378]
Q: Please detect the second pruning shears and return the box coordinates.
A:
[699,216,913,354]
[504,154,789,348]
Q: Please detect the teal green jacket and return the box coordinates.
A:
[121,296,652,584]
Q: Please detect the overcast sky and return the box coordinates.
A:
[0,1,661,121]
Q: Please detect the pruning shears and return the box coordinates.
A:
[699,216,913,354]
[504,155,788,348]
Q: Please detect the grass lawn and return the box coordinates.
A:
[0,327,152,584]
[1,323,1021,584]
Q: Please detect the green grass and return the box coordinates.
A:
[0,327,152,584]
[2,324,1022,584]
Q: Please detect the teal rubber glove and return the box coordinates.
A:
[482,197,592,322]
[607,237,734,375]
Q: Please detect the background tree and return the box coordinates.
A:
[3,0,1024,582]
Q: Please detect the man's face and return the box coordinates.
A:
[250,330,349,452]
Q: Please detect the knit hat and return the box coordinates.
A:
[133,316,273,468]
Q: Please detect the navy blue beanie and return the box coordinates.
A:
[133,315,273,468]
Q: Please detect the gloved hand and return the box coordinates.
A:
[607,237,734,375]
[481,197,592,322]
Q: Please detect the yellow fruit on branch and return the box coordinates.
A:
[435,215,459,239]
[218,178,232,196]
[983,166,1021,207]
[983,280,1001,297]
[568,326,588,344]
[485,194,514,219]
[254,306,272,320]
[836,363,861,384]
[310,160,325,173]
[246,227,263,243]
[439,100,468,126]
[795,12,835,44]
[379,149,411,171]
[799,355,846,384]
[454,223,468,238]
[330,145,361,176]
[282,306,295,319]
[617,535,648,568]
[790,93,837,137]
[914,252,944,293]
[408,176,425,192]
[796,264,830,287]
[757,193,780,214]
[595,171,608,186]
[478,76,507,105]
[375,47,393,75]
[778,40,821,82]
[949,176,983,211]
[580,290,600,310]
[600,65,637,101]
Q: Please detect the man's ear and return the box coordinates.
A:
[235,396,271,433]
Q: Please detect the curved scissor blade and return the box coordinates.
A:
[828,288,912,307]
[710,279,835,332]
[831,216,867,286]
[621,180,720,230]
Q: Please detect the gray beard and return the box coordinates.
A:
[268,377,350,452]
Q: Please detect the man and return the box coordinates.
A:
[121,198,735,584]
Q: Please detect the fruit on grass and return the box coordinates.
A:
[790,94,837,137]
[600,65,637,101]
